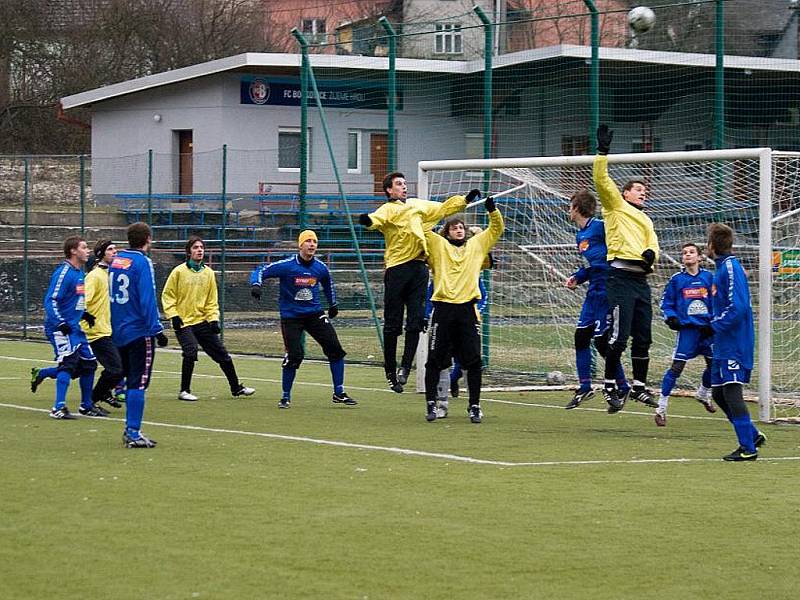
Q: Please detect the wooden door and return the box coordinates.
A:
[179,130,193,195]
[370,133,388,194]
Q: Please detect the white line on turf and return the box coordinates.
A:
[2,402,799,468]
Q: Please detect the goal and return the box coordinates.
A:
[417,148,800,423]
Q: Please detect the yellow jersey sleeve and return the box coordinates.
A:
[203,269,220,323]
[161,266,181,319]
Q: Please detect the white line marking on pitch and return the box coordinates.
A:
[2,402,798,468]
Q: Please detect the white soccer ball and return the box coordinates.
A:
[628,6,656,34]
[546,370,566,386]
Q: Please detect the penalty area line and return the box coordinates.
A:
[2,402,799,468]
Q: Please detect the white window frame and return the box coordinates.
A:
[434,23,463,55]
[301,18,326,45]
[347,130,362,174]
[278,127,311,173]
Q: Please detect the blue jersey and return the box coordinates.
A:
[572,217,609,293]
[711,254,754,369]
[109,249,164,347]
[43,261,86,333]
[660,268,713,327]
[425,277,487,319]
[250,255,336,319]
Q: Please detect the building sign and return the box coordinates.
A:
[772,249,800,279]
[240,76,401,110]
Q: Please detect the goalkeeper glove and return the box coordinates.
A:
[465,189,481,203]
[358,213,372,227]
[328,304,339,319]
[57,322,72,335]
[208,321,221,334]
[171,316,183,330]
[156,332,168,347]
[485,196,496,213]
[641,249,656,268]
[250,285,262,300]
[596,124,613,155]
[665,316,680,331]
[81,312,96,328]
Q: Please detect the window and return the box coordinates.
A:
[301,19,326,44]
[278,128,311,171]
[434,23,462,54]
[347,130,361,173]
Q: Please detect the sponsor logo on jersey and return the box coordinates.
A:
[294,288,313,302]
[687,299,709,316]
[294,276,317,287]
[683,286,708,299]
[111,257,133,270]
[578,239,590,253]
[75,283,85,295]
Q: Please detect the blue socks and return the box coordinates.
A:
[661,367,678,397]
[450,361,463,384]
[576,347,592,392]
[39,366,59,380]
[731,415,756,454]
[79,372,96,410]
[53,370,72,410]
[329,358,345,395]
[282,367,297,400]
[125,388,145,433]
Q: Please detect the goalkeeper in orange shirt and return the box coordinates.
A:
[359,172,471,393]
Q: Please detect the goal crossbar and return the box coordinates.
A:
[418,148,774,422]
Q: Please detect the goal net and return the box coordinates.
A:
[418,149,800,423]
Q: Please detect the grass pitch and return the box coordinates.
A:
[1,339,798,599]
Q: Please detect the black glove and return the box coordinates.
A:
[171,316,183,330]
[328,304,339,319]
[641,249,656,268]
[665,316,680,331]
[57,322,71,335]
[700,325,714,338]
[465,189,481,203]
[81,312,96,328]
[596,124,613,155]
[209,321,221,334]
[358,213,372,227]
[251,285,262,300]
[156,332,168,347]
[485,196,496,213]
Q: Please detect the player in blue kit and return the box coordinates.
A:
[654,243,716,426]
[706,223,765,461]
[32,236,101,419]
[250,229,356,408]
[563,190,628,410]
[109,222,168,448]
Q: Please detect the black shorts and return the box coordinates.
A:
[426,301,482,372]
[383,260,428,334]
[175,321,231,363]
[281,313,346,364]
[90,336,123,375]
[119,336,156,391]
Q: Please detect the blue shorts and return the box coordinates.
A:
[577,291,611,337]
[711,358,751,386]
[672,327,713,361]
[46,328,96,376]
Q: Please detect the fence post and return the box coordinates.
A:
[583,1,600,152]
[474,5,494,368]
[220,144,227,338]
[23,158,30,339]
[79,154,86,234]
[292,30,309,230]
[147,149,154,226]
[379,16,397,172]
[714,0,725,150]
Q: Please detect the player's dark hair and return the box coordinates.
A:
[127,222,152,249]
[185,235,204,257]
[681,242,700,253]
[382,172,405,198]
[441,217,465,240]
[707,223,734,255]
[63,235,85,258]
[570,189,596,218]
[623,179,646,193]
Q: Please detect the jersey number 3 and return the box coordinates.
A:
[110,272,130,305]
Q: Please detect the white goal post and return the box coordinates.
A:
[418,148,775,422]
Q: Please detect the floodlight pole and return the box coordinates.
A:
[291,28,309,229]
[379,17,397,172]
[583,0,599,152]
[714,0,725,149]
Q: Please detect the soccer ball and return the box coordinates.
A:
[628,6,656,34]
[546,370,566,386]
